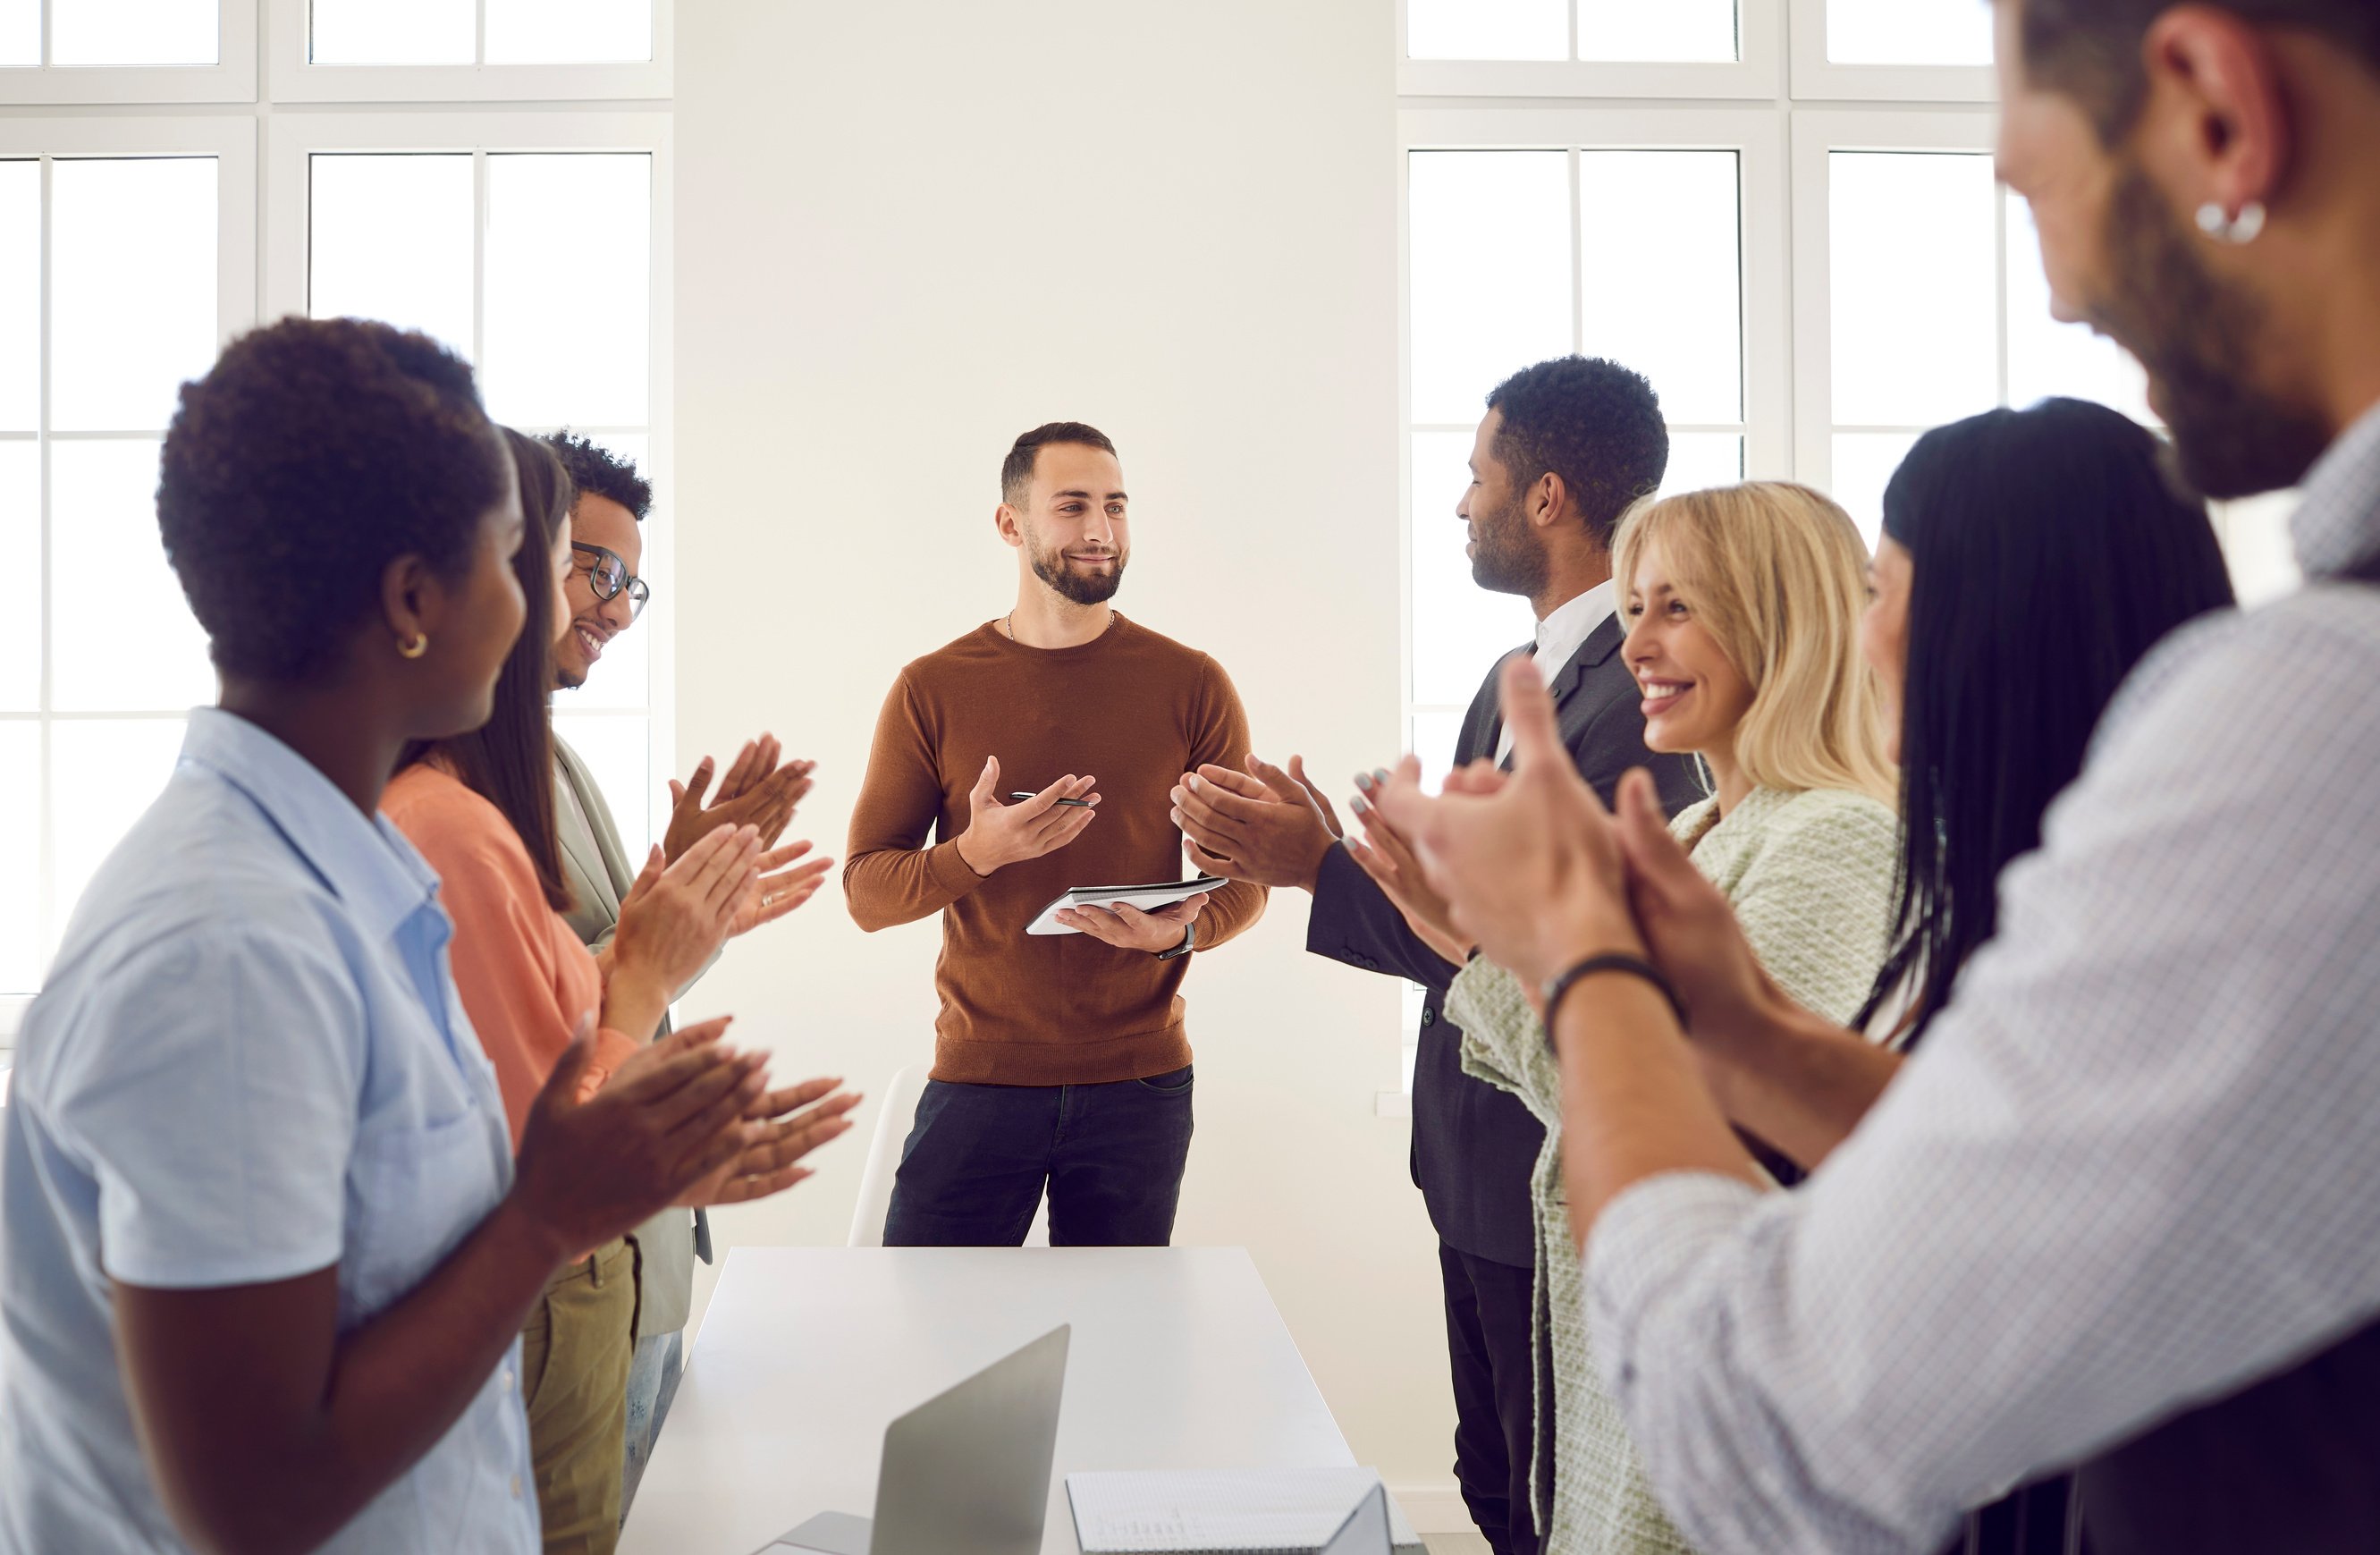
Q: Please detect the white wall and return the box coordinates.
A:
[671,0,1454,1499]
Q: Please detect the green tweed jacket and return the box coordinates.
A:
[1448,785,1899,1555]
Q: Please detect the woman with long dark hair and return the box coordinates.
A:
[1861,398,2236,1054]
[383,428,848,1551]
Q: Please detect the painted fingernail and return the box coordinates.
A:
[1186,773,1203,791]
[1354,772,1374,790]
[1372,767,1391,783]
[1351,795,1371,815]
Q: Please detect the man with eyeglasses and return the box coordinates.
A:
[538,431,820,1518]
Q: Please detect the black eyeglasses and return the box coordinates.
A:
[570,541,652,618]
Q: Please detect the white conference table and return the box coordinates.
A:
[620,1246,1366,1555]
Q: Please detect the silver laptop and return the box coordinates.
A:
[762,1325,1072,1555]
[1321,1485,1393,1555]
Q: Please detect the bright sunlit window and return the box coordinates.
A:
[1825,149,2150,539]
[0,0,219,67]
[308,0,653,65]
[1825,0,1992,66]
[307,148,659,858]
[1407,0,1739,63]
[1405,146,1746,786]
[2,152,223,1000]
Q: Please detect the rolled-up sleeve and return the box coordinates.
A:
[1579,597,2380,1554]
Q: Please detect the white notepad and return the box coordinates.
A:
[1065,1469,1421,1555]
[1025,877,1226,936]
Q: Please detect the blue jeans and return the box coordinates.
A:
[618,1328,682,1522]
[882,1067,1195,1247]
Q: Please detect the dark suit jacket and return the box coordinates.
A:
[1305,614,1705,1267]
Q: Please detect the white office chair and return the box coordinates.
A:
[847,1061,1049,1247]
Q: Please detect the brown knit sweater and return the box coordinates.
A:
[844,613,1268,1085]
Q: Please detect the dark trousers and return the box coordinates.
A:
[882,1068,1196,1247]
[1440,1243,1549,1555]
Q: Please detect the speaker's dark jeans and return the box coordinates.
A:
[882,1067,1195,1247]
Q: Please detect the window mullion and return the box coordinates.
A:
[36,152,55,971]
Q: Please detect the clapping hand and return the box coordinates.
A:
[1173,755,1339,891]
[606,825,762,1040]
[665,735,815,859]
[728,840,836,939]
[1342,777,1472,969]
[681,1069,865,1208]
[1370,657,1643,992]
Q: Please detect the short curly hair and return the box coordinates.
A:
[1486,357,1669,549]
[158,316,508,686]
[542,429,651,520]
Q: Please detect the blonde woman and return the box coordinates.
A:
[1349,482,1898,1555]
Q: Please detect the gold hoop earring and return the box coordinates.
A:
[398,633,430,660]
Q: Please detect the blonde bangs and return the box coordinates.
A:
[1611,482,1895,804]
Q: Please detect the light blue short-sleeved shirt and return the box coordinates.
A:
[0,709,539,1553]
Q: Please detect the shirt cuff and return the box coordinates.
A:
[1586,1170,1765,1397]
[926,837,989,900]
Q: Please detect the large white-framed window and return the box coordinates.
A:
[267,0,671,103]
[1388,0,2288,1095]
[1398,0,1785,100]
[4,4,673,1052]
[0,115,258,1039]
[1786,0,1995,102]
[263,109,675,866]
[0,0,259,104]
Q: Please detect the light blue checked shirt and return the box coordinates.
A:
[1585,401,2380,1554]
[0,709,538,1553]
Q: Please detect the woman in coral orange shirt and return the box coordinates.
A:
[385,429,850,1553]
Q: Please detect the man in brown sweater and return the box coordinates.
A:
[845,421,1266,1246]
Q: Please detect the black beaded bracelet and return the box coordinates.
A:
[1540,952,1685,1050]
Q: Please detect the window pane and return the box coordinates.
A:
[555,433,651,714]
[50,157,216,434]
[1579,150,1741,424]
[1827,0,1992,65]
[482,154,651,427]
[1578,0,1736,63]
[1829,152,1997,428]
[1407,0,1566,61]
[2004,191,2155,426]
[0,443,37,711]
[51,0,216,65]
[0,161,34,431]
[1831,430,1924,552]
[1661,432,1743,496]
[1409,152,1572,427]
[310,0,473,64]
[552,713,650,859]
[1410,707,1470,797]
[49,717,184,961]
[309,155,475,361]
[50,440,214,713]
[1411,431,1533,708]
[0,0,36,67]
[0,722,35,994]
[485,0,652,63]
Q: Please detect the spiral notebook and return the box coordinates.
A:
[1064,1470,1420,1555]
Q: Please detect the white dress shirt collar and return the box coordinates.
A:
[1534,578,1619,676]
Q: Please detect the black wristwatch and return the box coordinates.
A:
[1156,921,1196,961]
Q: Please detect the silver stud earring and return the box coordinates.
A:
[2195,199,2266,245]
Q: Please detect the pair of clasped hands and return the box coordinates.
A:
[519,735,863,1257]
[1169,659,1783,1055]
